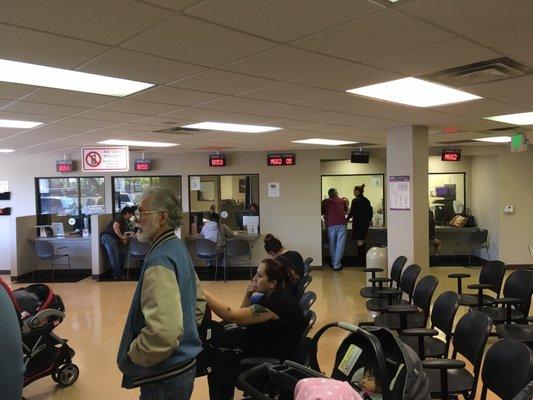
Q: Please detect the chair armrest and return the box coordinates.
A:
[401,328,439,337]
[448,273,471,279]
[239,357,280,369]
[467,283,492,290]
[492,297,522,305]
[386,304,419,314]
[56,246,68,251]
[363,268,383,273]
[378,288,402,296]
[370,277,392,283]
[422,359,465,370]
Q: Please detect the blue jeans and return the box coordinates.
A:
[139,366,195,400]
[101,233,123,277]
[327,224,347,269]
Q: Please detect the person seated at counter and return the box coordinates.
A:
[100,206,134,280]
[264,233,304,297]
[429,209,442,258]
[203,259,305,400]
[200,213,234,246]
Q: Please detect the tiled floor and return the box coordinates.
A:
[9,266,522,400]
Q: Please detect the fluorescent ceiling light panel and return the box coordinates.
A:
[484,111,533,126]
[181,122,282,133]
[0,59,153,97]
[291,138,357,146]
[0,149,15,153]
[97,139,178,147]
[474,136,511,143]
[0,119,43,129]
[346,77,481,107]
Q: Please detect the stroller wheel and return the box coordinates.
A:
[57,364,79,387]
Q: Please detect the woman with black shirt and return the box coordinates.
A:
[203,259,305,400]
[347,184,373,266]
[263,233,304,296]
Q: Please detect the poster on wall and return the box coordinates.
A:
[82,146,129,172]
[268,182,280,197]
[389,175,410,210]
[0,181,8,193]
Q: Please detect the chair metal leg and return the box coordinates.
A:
[32,259,38,281]
[67,255,71,276]
[125,254,131,278]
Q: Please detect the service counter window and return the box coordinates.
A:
[428,172,466,225]
[188,174,259,234]
[36,176,105,217]
[321,174,385,227]
[112,176,182,214]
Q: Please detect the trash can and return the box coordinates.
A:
[366,246,388,283]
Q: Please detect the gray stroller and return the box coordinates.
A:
[237,322,430,400]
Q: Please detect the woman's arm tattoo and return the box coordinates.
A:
[250,304,268,316]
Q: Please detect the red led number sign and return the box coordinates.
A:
[209,154,227,167]
[441,149,461,162]
[267,153,296,166]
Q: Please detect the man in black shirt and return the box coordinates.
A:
[101,206,133,280]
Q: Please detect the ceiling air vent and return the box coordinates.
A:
[435,140,476,145]
[338,142,376,148]
[482,126,519,132]
[153,127,203,135]
[424,57,530,86]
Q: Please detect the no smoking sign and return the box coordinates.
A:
[82,146,129,172]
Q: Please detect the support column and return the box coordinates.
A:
[386,125,429,273]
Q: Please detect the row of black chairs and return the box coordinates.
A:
[358,256,533,399]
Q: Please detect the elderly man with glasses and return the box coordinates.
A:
[117,188,205,400]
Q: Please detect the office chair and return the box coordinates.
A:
[32,240,71,281]
[125,238,150,278]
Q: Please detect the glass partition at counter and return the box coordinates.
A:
[36,176,105,217]
[188,174,260,234]
[428,172,466,225]
[112,176,182,214]
[321,174,385,227]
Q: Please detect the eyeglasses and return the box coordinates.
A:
[134,209,165,221]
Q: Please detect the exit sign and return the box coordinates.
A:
[511,133,527,152]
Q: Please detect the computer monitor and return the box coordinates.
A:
[242,216,259,233]
[435,186,449,197]
[37,213,52,226]
[235,210,256,230]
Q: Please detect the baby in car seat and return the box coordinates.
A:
[357,364,382,400]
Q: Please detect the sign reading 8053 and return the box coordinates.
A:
[82,146,129,172]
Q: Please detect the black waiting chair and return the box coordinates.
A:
[372,275,439,331]
[477,269,533,326]
[298,291,316,312]
[400,291,460,360]
[454,229,490,266]
[448,260,506,307]
[360,255,407,299]
[512,380,533,400]
[366,264,421,313]
[194,239,220,279]
[295,274,312,301]
[496,320,533,349]
[226,239,252,282]
[32,240,71,281]
[125,238,150,278]
[480,339,533,400]
[303,257,313,275]
[422,310,492,400]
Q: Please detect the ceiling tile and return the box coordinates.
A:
[466,74,533,108]
[122,15,276,67]
[252,104,323,119]
[161,107,237,121]
[222,46,351,81]
[199,96,280,113]
[76,109,146,122]
[0,0,171,45]
[22,88,114,108]
[240,83,331,103]
[292,63,403,91]
[0,24,108,69]
[399,0,533,35]
[0,111,60,124]
[98,99,178,116]
[131,86,224,106]
[434,99,526,119]
[218,114,279,125]
[186,0,382,42]
[295,9,452,62]
[112,122,175,132]
[170,70,276,95]
[0,82,38,100]
[80,48,206,84]
[465,16,533,56]
[141,0,204,11]
[50,117,117,128]
[366,37,499,76]
[3,101,86,116]
[0,127,25,138]
[300,111,397,129]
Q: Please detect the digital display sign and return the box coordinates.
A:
[441,148,461,161]
[134,159,152,171]
[209,154,227,167]
[267,153,296,166]
[56,160,73,173]
[351,151,369,164]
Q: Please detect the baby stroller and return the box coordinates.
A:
[237,322,429,400]
[0,278,79,388]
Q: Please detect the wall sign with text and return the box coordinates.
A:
[82,146,129,172]
[389,175,410,211]
[267,153,296,166]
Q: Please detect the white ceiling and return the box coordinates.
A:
[0,0,532,155]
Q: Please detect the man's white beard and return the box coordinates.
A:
[136,225,154,243]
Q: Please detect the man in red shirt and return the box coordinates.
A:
[321,188,349,270]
